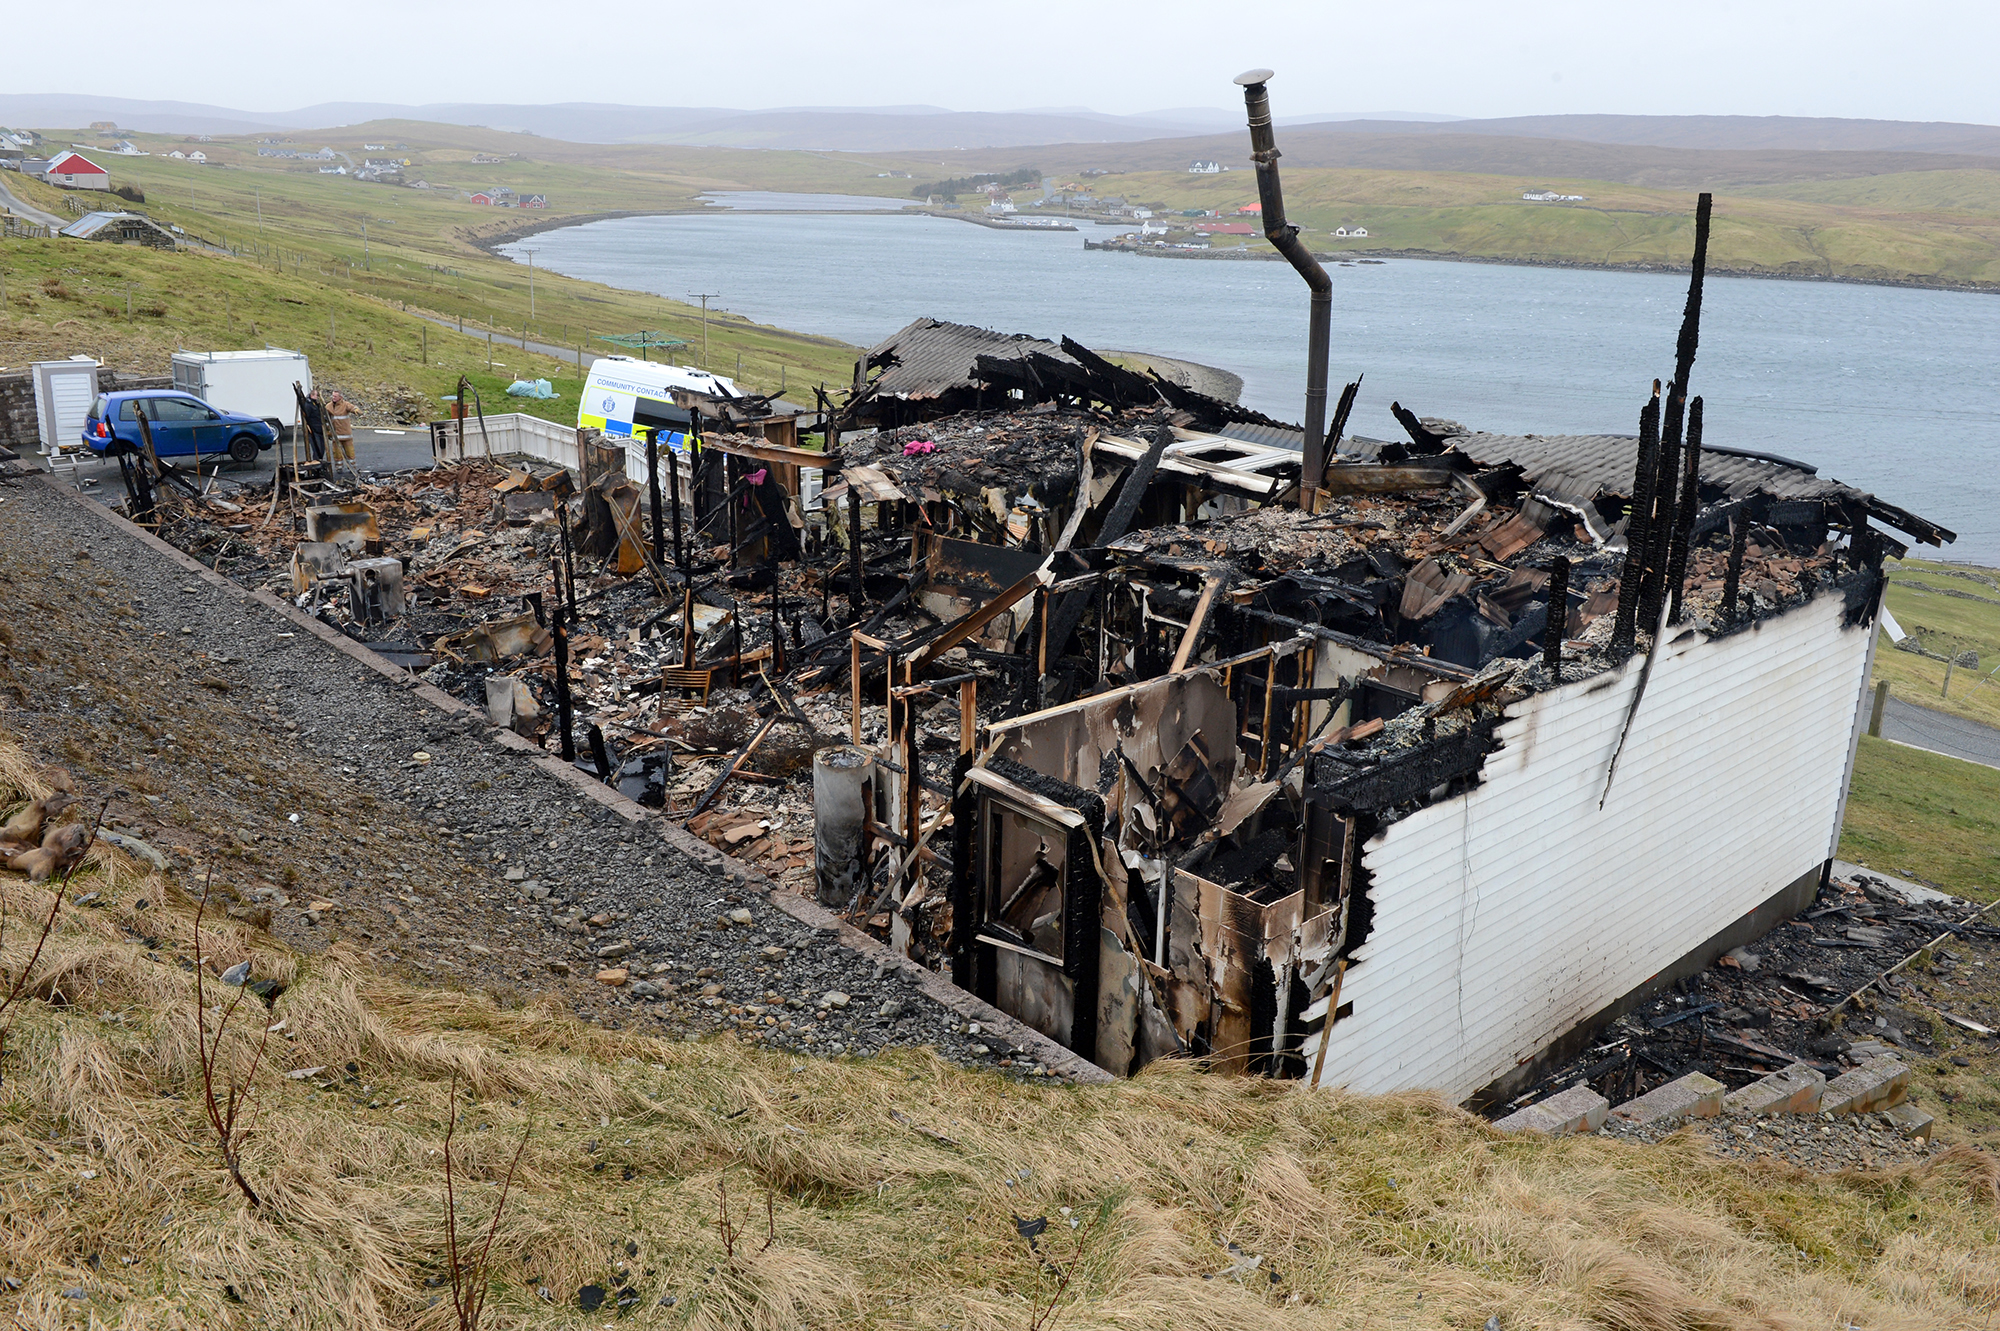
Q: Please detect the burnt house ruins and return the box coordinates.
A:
[127,98,1951,1114]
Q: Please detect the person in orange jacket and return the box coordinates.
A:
[326,389,357,474]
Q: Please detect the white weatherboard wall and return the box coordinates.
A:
[1312,589,1873,1101]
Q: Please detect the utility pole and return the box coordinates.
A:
[688,291,718,368]
[523,247,538,322]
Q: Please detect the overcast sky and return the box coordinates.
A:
[13,0,1998,125]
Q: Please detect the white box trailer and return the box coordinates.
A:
[171,348,311,437]
[31,356,100,455]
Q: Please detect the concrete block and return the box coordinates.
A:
[1882,1101,1934,1140]
[1610,1071,1725,1127]
[1821,1056,1909,1116]
[1722,1062,1825,1117]
[1494,1083,1610,1136]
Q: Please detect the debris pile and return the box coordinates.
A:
[115,294,1952,1101]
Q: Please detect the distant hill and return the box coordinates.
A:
[1349,113,2000,158]
[0,94,1437,149]
[9,93,1995,161]
[926,126,2000,190]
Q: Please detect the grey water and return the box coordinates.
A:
[501,209,2000,562]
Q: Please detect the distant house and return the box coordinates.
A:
[1235,203,1262,215]
[113,140,147,156]
[1350,226,1368,237]
[88,121,117,134]
[319,166,345,174]
[363,143,386,151]
[521,194,548,208]
[1187,160,1220,174]
[467,192,494,205]
[60,210,176,248]
[188,150,206,163]
[166,149,185,159]
[1522,190,1587,203]
[40,151,109,190]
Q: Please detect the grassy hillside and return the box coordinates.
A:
[13,115,2000,315]
[1032,165,2000,287]
[1840,735,2000,900]
[1870,559,2000,732]
[2,125,866,417]
[3,740,1998,1329]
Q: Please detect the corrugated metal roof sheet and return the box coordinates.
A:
[1447,432,1854,504]
[862,318,1080,401]
[1218,420,1304,450]
[1444,431,1949,545]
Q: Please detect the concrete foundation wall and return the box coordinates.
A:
[1311,590,1874,1101]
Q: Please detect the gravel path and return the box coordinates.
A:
[1602,1110,1944,1172]
[1880,695,2000,771]
[6,473,1090,1077]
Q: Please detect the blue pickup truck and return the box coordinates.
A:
[83,389,278,464]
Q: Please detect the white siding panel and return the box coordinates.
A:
[1312,593,1871,1100]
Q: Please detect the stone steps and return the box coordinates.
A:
[1496,1054,1920,1138]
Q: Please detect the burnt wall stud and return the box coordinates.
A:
[1543,556,1570,677]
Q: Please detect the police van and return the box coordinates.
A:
[577,357,739,451]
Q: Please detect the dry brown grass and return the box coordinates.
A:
[0,733,1997,1329]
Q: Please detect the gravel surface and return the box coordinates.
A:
[1602,1110,1944,1172]
[2,475,1042,1072]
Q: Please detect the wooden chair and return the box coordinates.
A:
[656,667,713,712]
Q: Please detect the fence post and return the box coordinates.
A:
[1868,679,1888,737]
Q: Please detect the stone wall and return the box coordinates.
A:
[0,367,171,452]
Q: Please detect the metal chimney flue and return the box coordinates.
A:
[1236,67,1332,498]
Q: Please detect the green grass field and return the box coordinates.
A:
[1840,735,2000,901]
[1872,558,2000,732]
[1836,559,2000,900]
[1043,166,2000,287]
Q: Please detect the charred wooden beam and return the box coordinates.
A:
[1543,556,1570,675]
[1720,508,1748,625]
[1610,386,1662,658]
[1037,421,1176,673]
[1319,463,1456,494]
[551,558,575,763]
[1665,396,1705,624]
[1638,378,1683,631]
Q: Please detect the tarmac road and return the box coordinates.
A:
[48,426,449,497]
[0,175,64,229]
[1879,694,2000,771]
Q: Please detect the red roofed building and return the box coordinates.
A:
[42,151,109,190]
[1234,203,1262,215]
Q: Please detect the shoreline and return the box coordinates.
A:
[469,204,2000,303]
[1080,238,2000,297]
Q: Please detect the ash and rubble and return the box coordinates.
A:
[108,301,1960,1111]
[1512,868,2000,1114]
